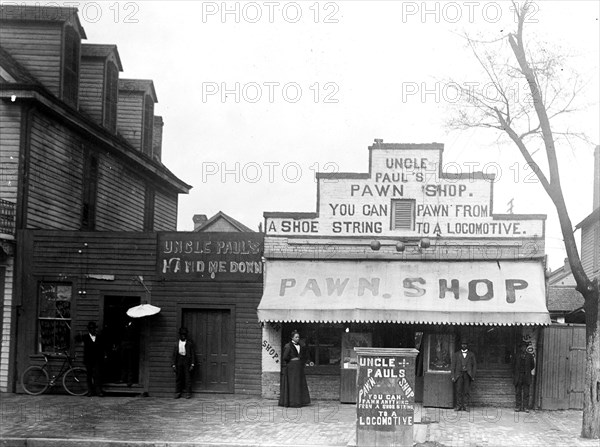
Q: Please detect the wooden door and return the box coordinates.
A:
[182,308,234,393]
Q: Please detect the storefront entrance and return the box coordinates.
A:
[103,296,141,386]
[182,307,234,393]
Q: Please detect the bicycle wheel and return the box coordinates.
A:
[21,366,49,395]
[63,367,88,396]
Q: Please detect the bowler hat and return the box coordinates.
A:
[178,327,188,335]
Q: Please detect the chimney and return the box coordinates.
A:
[594,146,599,210]
[117,79,157,153]
[152,116,163,161]
[563,258,571,273]
[193,214,208,231]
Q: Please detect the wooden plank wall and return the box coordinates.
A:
[79,58,105,125]
[27,113,85,229]
[116,93,143,151]
[153,189,178,231]
[16,230,264,397]
[0,103,21,204]
[148,281,263,397]
[0,23,63,96]
[539,324,585,410]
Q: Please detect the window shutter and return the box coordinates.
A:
[392,199,415,230]
[104,62,119,132]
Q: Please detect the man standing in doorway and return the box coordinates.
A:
[451,339,476,411]
[514,340,535,412]
[171,327,196,399]
[83,321,105,397]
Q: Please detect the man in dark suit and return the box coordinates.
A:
[451,339,476,411]
[171,327,196,399]
[514,340,535,412]
[83,321,105,397]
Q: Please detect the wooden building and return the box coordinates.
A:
[259,140,550,408]
[16,224,264,397]
[0,5,190,392]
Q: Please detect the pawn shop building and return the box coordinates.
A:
[258,140,550,407]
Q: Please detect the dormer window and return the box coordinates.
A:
[142,94,154,155]
[63,26,80,106]
[104,62,119,132]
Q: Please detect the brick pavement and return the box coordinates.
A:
[0,392,596,446]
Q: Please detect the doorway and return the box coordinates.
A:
[103,296,141,386]
[182,307,234,393]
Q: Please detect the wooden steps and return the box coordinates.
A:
[470,369,515,407]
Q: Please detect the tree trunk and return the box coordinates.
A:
[582,280,600,439]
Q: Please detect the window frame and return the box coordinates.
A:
[103,61,119,132]
[81,150,99,230]
[37,281,72,354]
[142,94,154,156]
[62,26,80,106]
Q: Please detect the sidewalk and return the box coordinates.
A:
[0,392,595,446]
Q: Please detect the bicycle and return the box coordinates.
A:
[21,351,88,396]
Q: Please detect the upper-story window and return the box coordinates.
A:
[104,62,119,133]
[63,26,80,106]
[142,94,154,156]
[391,199,415,231]
[143,186,155,232]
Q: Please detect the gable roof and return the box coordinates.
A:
[575,207,600,230]
[0,46,41,84]
[0,5,86,39]
[194,211,255,233]
[81,44,123,71]
[547,287,585,312]
[119,79,158,102]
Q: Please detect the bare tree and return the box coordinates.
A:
[448,1,599,438]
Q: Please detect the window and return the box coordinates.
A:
[143,186,155,231]
[142,94,154,156]
[63,26,80,106]
[282,323,342,370]
[81,151,99,230]
[38,282,72,353]
[104,62,119,132]
[391,199,415,230]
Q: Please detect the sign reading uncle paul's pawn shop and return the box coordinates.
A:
[264,141,545,239]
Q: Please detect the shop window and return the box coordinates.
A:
[38,282,72,353]
[104,62,119,132]
[283,324,342,371]
[142,94,154,155]
[63,26,80,106]
[391,199,415,230]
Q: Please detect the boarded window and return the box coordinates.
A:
[143,187,155,231]
[81,151,98,230]
[142,95,154,156]
[104,62,119,132]
[63,27,80,106]
[38,283,72,353]
[391,199,415,230]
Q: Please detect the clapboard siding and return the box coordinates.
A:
[153,189,178,231]
[79,58,105,124]
[0,23,63,96]
[17,231,264,397]
[95,157,145,231]
[0,262,14,392]
[117,93,143,150]
[27,113,84,229]
[0,103,22,203]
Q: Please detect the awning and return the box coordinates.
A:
[257,260,550,326]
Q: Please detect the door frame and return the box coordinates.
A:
[177,303,236,393]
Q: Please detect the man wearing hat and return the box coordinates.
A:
[171,327,196,399]
[83,321,105,396]
[514,340,535,412]
[451,339,477,411]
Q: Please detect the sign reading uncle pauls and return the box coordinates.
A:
[265,143,545,238]
[355,348,419,447]
[157,232,263,281]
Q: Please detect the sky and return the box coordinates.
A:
[32,1,600,269]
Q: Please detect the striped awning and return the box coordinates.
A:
[257,260,550,325]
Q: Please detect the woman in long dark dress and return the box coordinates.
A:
[278,330,311,407]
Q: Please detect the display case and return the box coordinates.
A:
[340,332,372,403]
